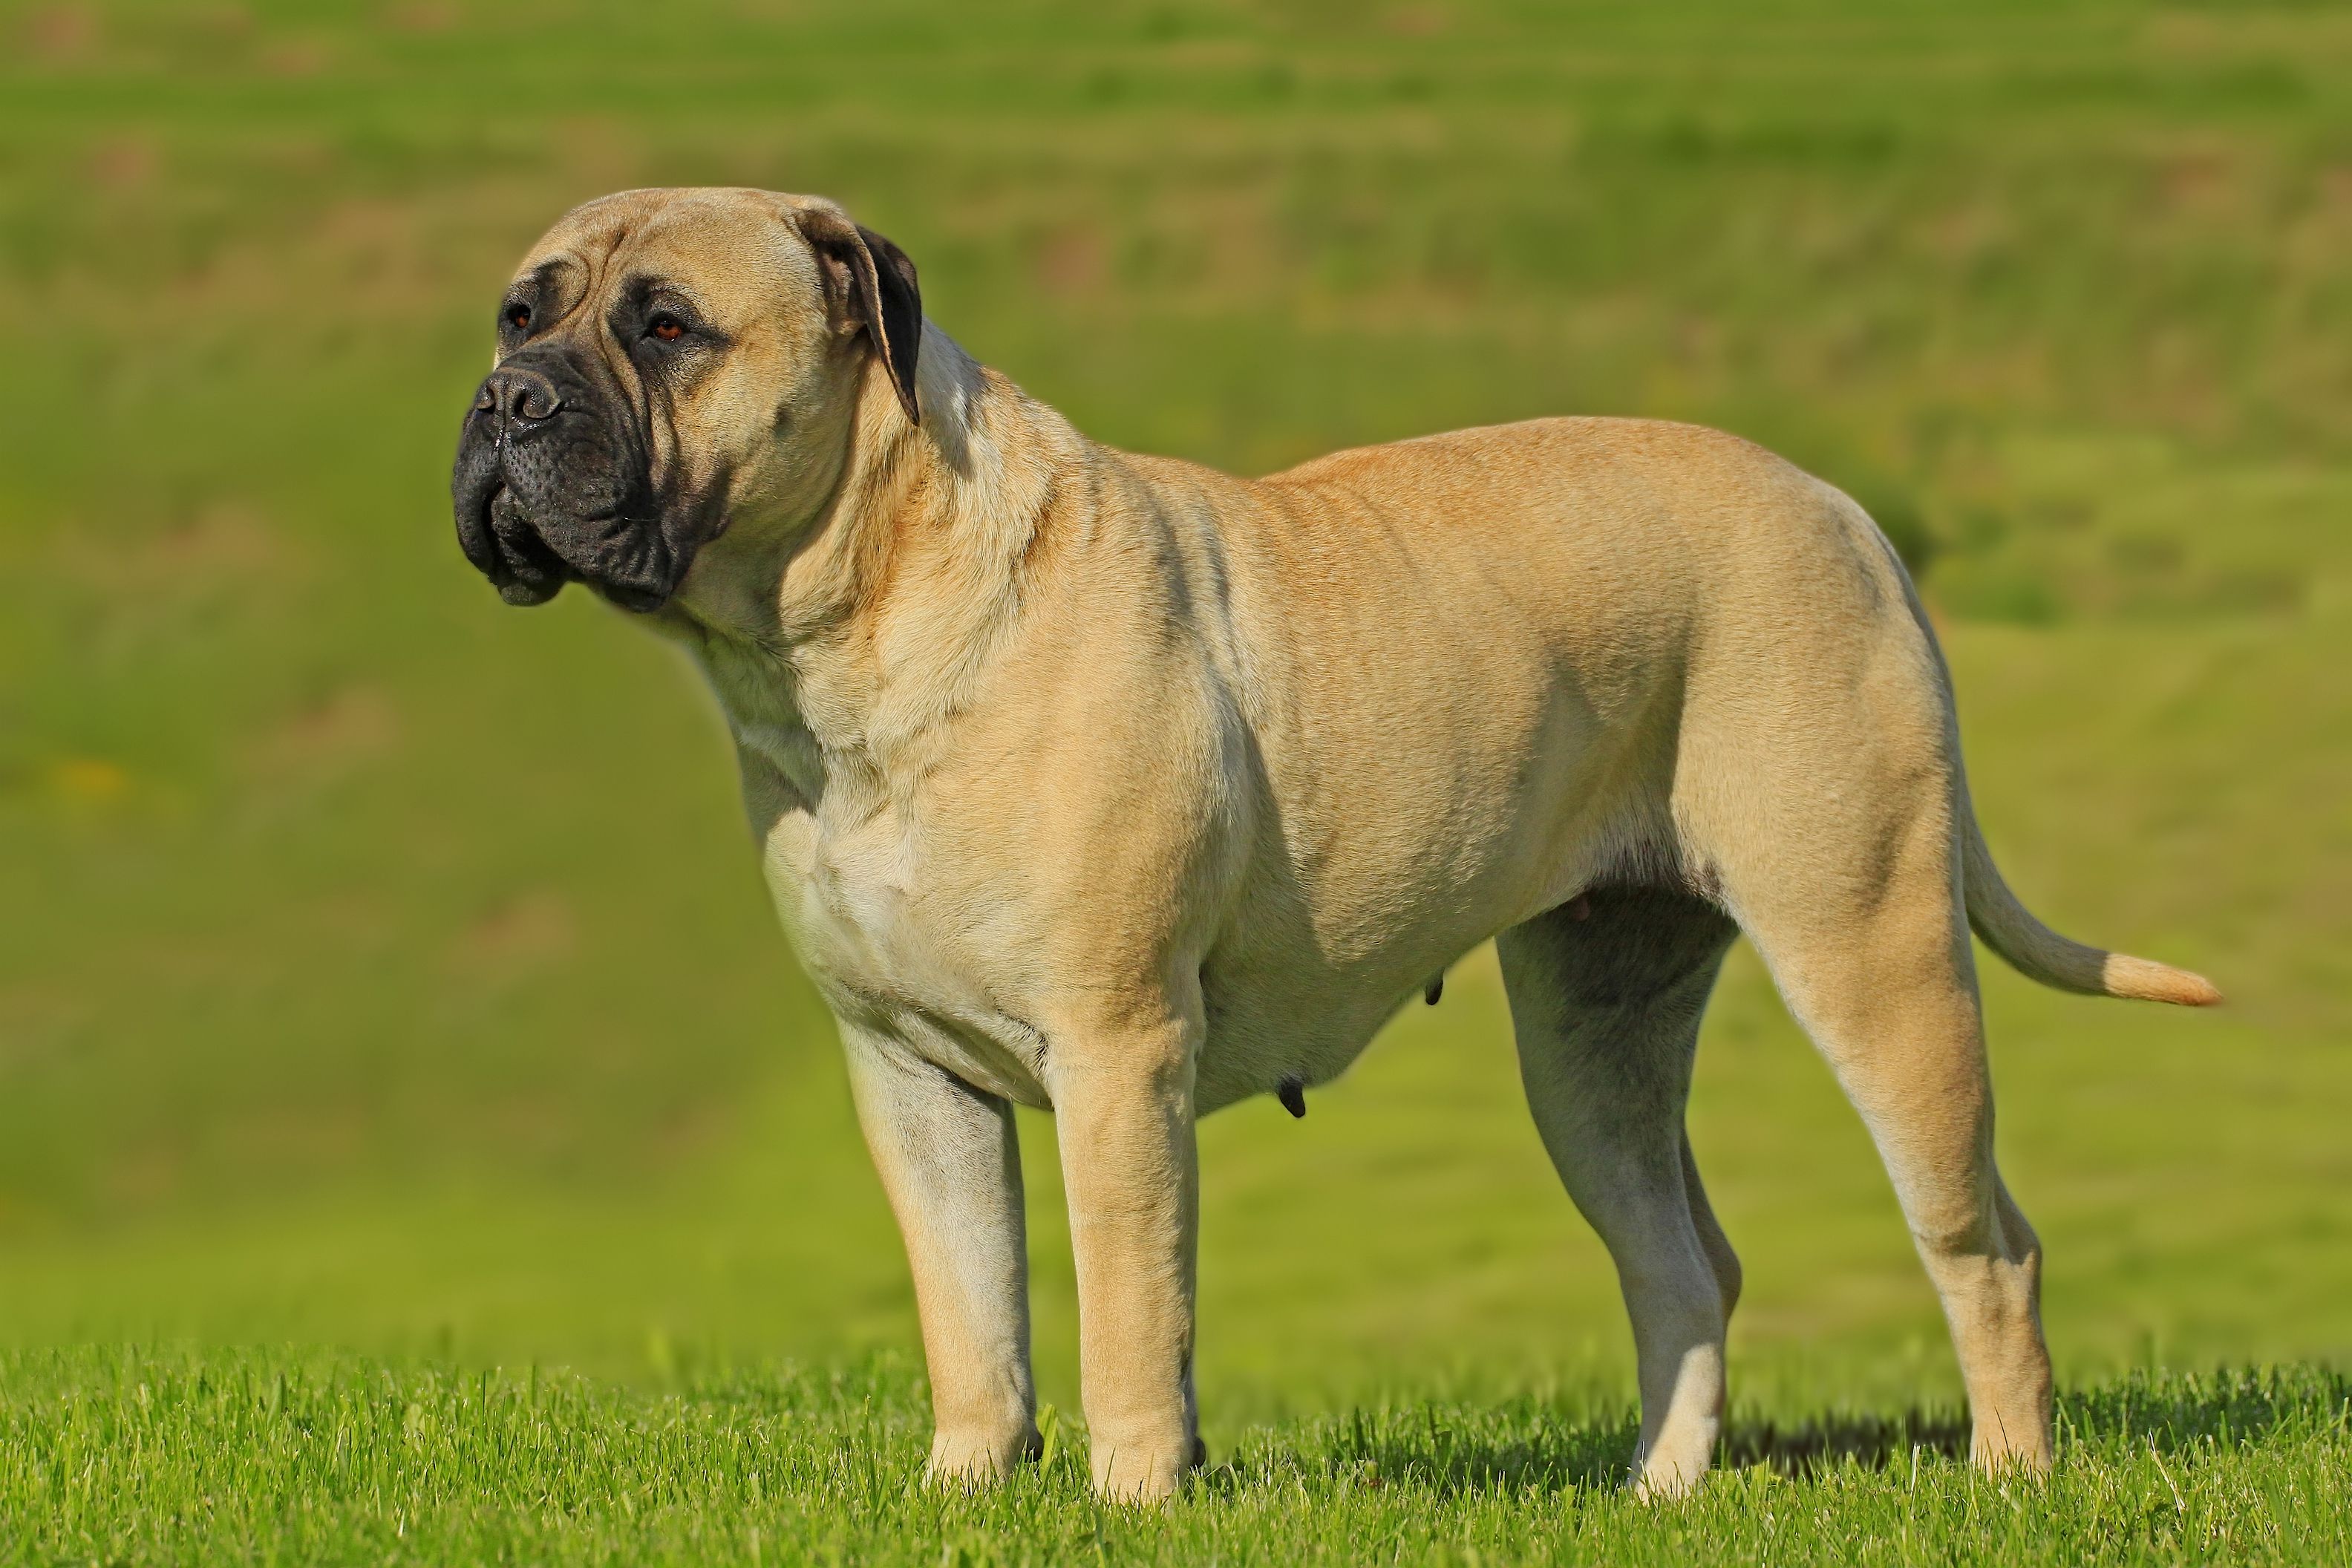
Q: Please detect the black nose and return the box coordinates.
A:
[474,365,564,426]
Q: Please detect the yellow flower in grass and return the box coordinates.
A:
[50,757,129,804]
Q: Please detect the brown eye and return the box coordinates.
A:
[649,314,685,342]
[505,304,530,332]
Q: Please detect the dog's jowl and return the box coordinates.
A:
[453,187,2221,1504]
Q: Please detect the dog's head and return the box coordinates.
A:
[450,188,921,612]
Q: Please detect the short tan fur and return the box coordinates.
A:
[478,188,2219,1503]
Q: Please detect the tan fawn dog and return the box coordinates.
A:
[451,188,2220,1503]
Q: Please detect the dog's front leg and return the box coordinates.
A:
[1048,1011,1203,1503]
[841,1028,1039,1485]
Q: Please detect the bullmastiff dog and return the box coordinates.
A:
[450,188,2220,1501]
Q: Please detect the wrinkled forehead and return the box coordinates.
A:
[513,188,825,313]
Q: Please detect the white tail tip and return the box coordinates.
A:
[2101,954,2223,1007]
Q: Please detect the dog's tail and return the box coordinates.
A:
[1960,794,2221,1007]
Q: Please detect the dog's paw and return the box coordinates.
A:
[926,1425,1040,1488]
[1630,1432,1716,1503]
[1969,1427,2053,1479]
[1088,1432,1199,1504]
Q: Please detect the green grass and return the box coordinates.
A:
[7,1349,2348,1567]
[3,0,2349,1560]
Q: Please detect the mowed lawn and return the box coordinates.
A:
[3,1,2350,1562]
[7,1349,2350,1566]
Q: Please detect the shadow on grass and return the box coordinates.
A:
[1721,1408,1970,1477]
[2065,1365,2351,1455]
[1229,1365,2348,1497]
[1722,1366,2351,1476]
[1297,1405,1969,1494]
[1226,1401,1635,1498]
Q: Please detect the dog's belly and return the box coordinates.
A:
[1182,679,1669,1114]
[1188,864,1559,1116]
[1185,776,1645,1117]
[1192,970,1402,1115]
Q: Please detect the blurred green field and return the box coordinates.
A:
[3,0,2350,1556]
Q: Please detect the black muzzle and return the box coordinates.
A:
[451,349,676,611]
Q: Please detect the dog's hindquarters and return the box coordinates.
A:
[1659,477,2055,1473]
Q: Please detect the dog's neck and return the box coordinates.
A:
[674,327,1083,804]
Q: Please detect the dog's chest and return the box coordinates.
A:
[692,635,1053,1100]
[766,806,924,996]
[722,737,1052,1109]
[765,801,1054,1105]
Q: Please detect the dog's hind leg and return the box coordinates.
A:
[1499,885,1741,1497]
[1711,779,2054,1476]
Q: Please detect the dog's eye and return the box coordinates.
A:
[505,304,530,332]
[647,314,686,343]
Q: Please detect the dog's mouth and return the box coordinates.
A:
[451,374,693,615]
[472,486,679,615]
[477,485,572,607]
[587,572,670,614]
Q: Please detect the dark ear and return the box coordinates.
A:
[802,208,923,426]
